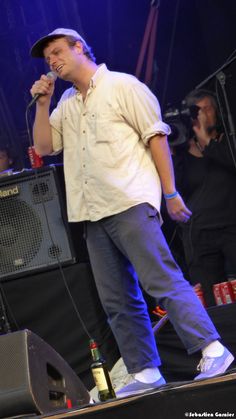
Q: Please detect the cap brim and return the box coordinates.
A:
[30,34,65,58]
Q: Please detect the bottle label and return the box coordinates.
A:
[92,368,109,391]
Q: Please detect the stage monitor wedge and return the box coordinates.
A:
[0,329,90,417]
[0,166,76,281]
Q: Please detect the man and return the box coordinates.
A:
[30,28,234,397]
[0,146,13,173]
[173,89,236,306]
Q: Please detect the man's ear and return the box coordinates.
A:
[74,40,83,54]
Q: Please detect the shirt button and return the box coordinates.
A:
[82,113,86,116]
[85,181,88,184]
[83,164,86,168]
[83,130,86,134]
[82,147,85,151]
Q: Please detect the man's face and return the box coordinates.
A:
[44,38,83,80]
[0,151,11,172]
[195,96,217,129]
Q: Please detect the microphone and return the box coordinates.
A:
[27,71,57,108]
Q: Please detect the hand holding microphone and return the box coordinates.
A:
[29,71,57,108]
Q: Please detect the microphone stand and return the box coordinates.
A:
[216,70,236,153]
[195,55,236,89]
[195,54,236,154]
[0,284,11,334]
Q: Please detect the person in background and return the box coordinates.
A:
[173,89,236,306]
[29,29,234,397]
[0,145,13,173]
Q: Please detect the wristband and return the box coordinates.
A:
[164,191,178,200]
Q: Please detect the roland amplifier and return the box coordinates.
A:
[0,166,76,281]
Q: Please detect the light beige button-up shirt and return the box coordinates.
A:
[50,64,171,222]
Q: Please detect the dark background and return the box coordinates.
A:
[0,0,236,393]
[0,0,235,168]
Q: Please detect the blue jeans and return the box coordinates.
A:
[85,203,219,374]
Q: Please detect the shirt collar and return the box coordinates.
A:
[73,63,108,94]
[90,63,108,88]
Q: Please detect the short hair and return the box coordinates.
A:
[65,35,96,62]
[185,89,218,110]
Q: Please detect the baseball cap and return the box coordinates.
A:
[30,28,88,58]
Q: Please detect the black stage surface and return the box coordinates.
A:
[5,371,236,419]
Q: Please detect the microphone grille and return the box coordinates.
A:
[46,71,57,81]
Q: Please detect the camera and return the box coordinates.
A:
[163,104,200,146]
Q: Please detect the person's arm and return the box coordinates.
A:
[149,134,192,223]
[30,74,56,156]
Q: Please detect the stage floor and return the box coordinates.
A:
[16,369,236,419]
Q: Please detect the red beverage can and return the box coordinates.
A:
[219,281,234,304]
[28,146,43,168]
[213,283,223,306]
[229,280,236,302]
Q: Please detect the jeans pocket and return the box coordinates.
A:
[147,204,159,219]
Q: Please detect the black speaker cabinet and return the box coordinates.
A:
[0,166,75,281]
[0,329,90,418]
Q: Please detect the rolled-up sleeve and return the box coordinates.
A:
[117,76,171,145]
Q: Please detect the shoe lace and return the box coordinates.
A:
[197,356,214,372]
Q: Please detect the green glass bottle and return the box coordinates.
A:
[89,339,116,401]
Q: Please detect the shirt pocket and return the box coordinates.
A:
[90,110,120,141]
[88,111,121,167]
